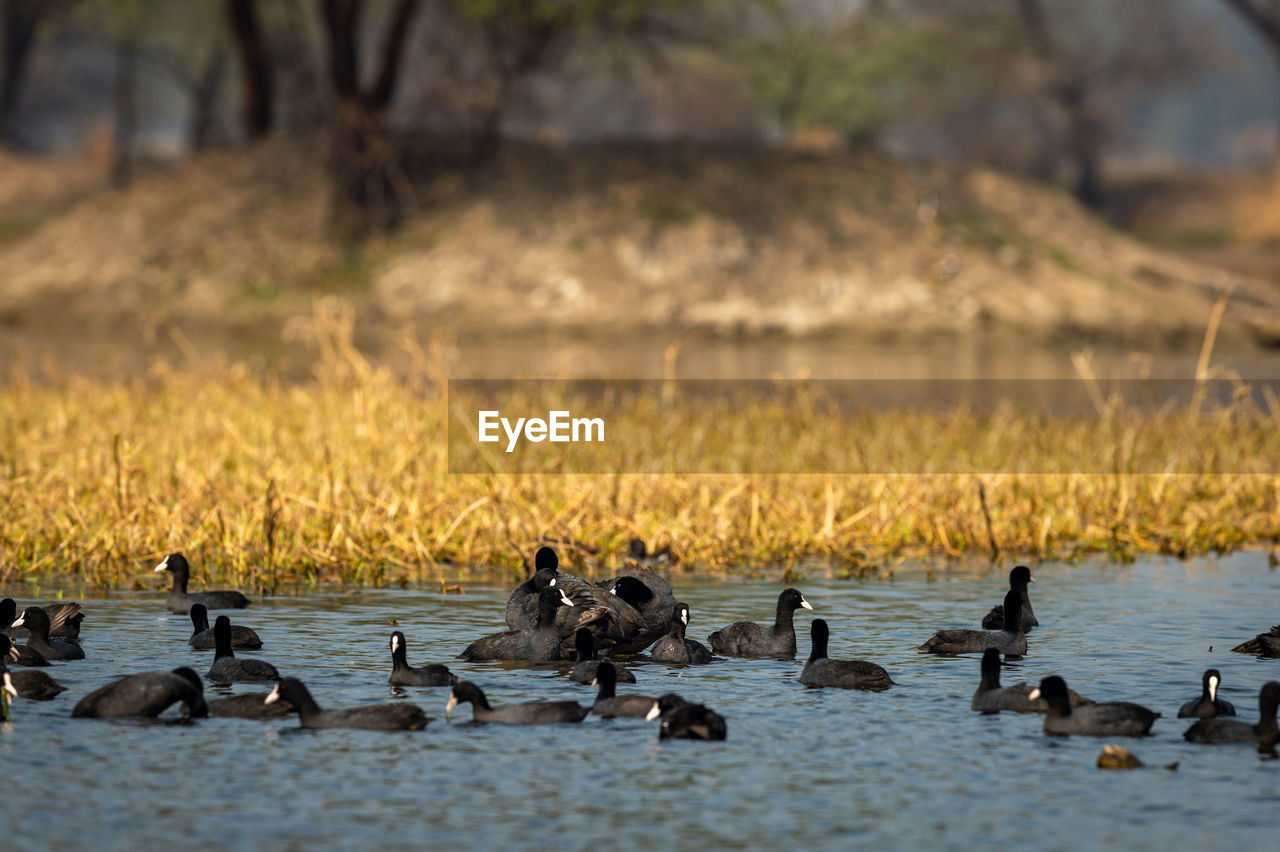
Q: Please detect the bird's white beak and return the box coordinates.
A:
[681,610,689,625]
[153,557,170,572]
[264,685,280,705]
[559,590,573,607]
[445,696,458,718]
[1208,675,1219,701]
[10,616,24,628]
[1028,688,1041,701]
[3,673,16,697]
[1029,575,1036,583]
[644,702,662,722]
[391,635,400,652]
[549,577,557,587]
[800,598,813,611]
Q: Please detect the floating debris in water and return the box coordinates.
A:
[1097,744,1143,770]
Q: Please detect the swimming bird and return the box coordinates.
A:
[919,589,1027,656]
[1028,676,1159,737]
[645,693,727,741]
[4,634,50,667]
[10,607,84,661]
[799,619,892,690]
[970,649,1090,713]
[266,678,430,730]
[461,586,581,662]
[590,662,656,719]
[505,547,657,654]
[188,603,262,650]
[568,628,635,684]
[154,552,250,614]
[207,692,295,719]
[595,568,680,653]
[1,598,84,640]
[980,565,1039,631]
[707,588,813,659]
[650,603,713,665]
[206,616,279,683]
[1183,681,1279,746]
[72,667,208,719]
[1232,625,1280,657]
[0,637,66,700]
[388,631,457,686]
[445,681,589,725]
[1177,669,1236,719]
[624,537,677,568]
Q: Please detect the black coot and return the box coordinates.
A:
[4,633,49,667]
[72,667,208,719]
[596,568,680,653]
[1029,675,1158,737]
[188,603,262,650]
[1232,625,1280,657]
[389,631,457,686]
[1183,681,1279,745]
[461,586,579,661]
[970,649,1091,713]
[1,598,83,640]
[590,662,656,719]
[920,589,1027,656]
[446,681,589,724]
[799,619,892,690]
[155,552,250,614]
[707,588,813,659]
[650,603,713,665]
[980,565,1039,630]
[206,616,280,682]
[624,537,677,568]
[568,629,635,684]
[266,678,430,730]
[1177,669,1236,719]
[645,693,727,741]
[0,637,66,700]
[10,607,83,661]
[207,692,295,718]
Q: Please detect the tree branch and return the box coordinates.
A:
[367,0,420,109]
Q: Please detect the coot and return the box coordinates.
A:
[389,631,457,686]
[446,681,589,725]
[155,553,250,614]
[650,603,713,665]
[799,619,892,690]
[1029,676,1158,737]
[10,607,83,661]
[461,586,579,662]
[970,649,1090,713]
[1183,681,1279,745]
[707,588,813,659]
[645,693,727,741]
[72,667,208,719]
[590,662,656,719]
[206,616,280,682]
[568,628,635,684]
[266,678,430,730]
[1177,669,1236,719]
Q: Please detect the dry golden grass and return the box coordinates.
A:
[2,318,1278,591]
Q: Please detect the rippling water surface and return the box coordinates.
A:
[4,554,1278,849]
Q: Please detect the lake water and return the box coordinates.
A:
[3,553,1277,850]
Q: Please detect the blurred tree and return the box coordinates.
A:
[0,0,78,148]
[741,3,964,148]
[228,0,273,139]
[318,0,421,237]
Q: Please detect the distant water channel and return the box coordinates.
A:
[3,553,1277,849]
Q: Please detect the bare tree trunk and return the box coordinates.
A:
[1016,0,1105,207]
[111,35,138,189]
[228,0,274,140]
[318,0,420,239]
[0,0,41,147]
[190,47,229,151]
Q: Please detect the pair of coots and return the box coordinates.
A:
[188,603,261,650]
[462,586,580,661]
[970,649,1091,713]
[0,636,66,700]
[1183,681,1280,745]
[206,616,279,683]
[1,598,83,641]
[9,606,84,661]
[919,589,1028,656]
[569,629,635,683]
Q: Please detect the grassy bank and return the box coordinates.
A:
[2,329,1278,590]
